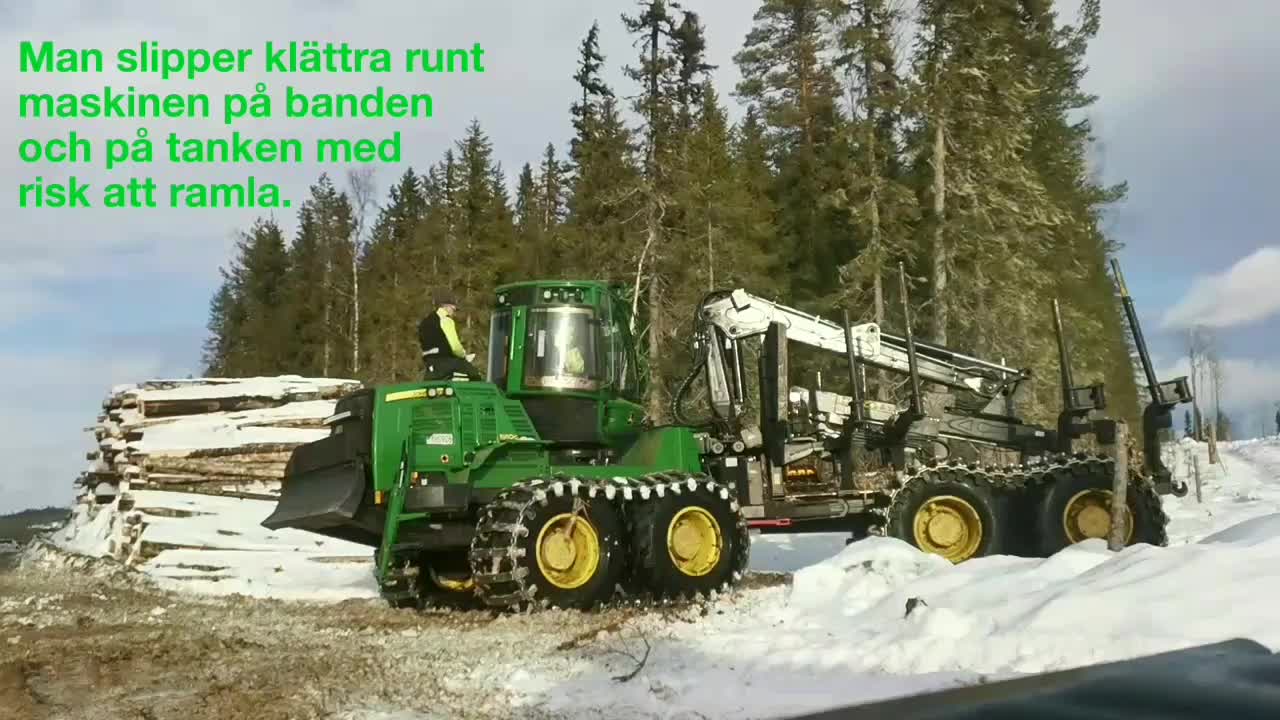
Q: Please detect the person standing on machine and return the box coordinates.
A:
[418,295,482,381]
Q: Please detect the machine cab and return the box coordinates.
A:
[486,281,644,446]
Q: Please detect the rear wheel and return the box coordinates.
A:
[884,466,1002,562]
[470,478,627,610]
[628,473,749,601]
[1034,457,1168,555]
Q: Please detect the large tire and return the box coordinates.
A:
[1034,456,1168,556]
[419,550,482,610]
[884,465,1003,562]
[373,547,425,610]
[470,477,627,610]
[627,473,749,601]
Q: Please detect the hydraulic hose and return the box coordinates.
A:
[671,348,709,427]
[669,290,731,429]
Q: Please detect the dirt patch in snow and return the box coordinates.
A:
[1,552,778,720]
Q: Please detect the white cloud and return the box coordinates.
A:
[1156,354,1280,438]
[1160,247,1280,330]
[0,348,176,514]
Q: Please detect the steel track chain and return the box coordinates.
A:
[466,472,752,612]
[867,452,1170,547]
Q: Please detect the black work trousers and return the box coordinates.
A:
[422,354,483,381]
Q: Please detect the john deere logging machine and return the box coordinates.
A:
[262,260,1191,610]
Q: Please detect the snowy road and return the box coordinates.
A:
[1163,437,1280,544]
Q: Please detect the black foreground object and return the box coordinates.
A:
[783,640,1280,720]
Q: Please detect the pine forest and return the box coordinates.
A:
[202,0,1143,433]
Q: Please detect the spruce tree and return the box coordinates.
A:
[448,120,514,344]
[734,0,848,302]
[622,0,681,420]
[515,162,542,273]
[564,93,640,280]
[201,277,243,375]
[202,218,290,375]
[535,144,565,234]
[1008,0,1139,427]
[569,21,613,168]
[283,175,356,377]
[828,0,916,327]
[515,144,568,279]
[908,0,1067,423]
[671,10,714,136]
[564,23,641,283]
[359,168,427,382]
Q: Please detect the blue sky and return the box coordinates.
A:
[3,0,1279,513]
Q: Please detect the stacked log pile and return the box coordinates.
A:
[60,375,362,564]
[82,376,361,501]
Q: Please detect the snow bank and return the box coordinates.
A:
[513,438,1280,719]
[144,549,378,601]
[50,489,376,601]
[520,517,1280,718]
[48,501,116,559]
[1161,437,1280,543]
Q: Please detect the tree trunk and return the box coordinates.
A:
[930,117,948,346]
[631,219,657,336]
[1187,344,1201,441]
[352,245,360,375]
[322,254,332,376]
[1107,421,1129,552]
[863,1,886,336]
[864,64,887,401]
[392,265,401,381]
[646,249,664,423]
[707,212,715,291]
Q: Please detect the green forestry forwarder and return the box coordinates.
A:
[262,264,1192,611]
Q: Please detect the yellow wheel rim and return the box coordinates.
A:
[912,495,984,563]
[428,567,474,592]
[1063,489,1133,545]
[534,513,601,590]
[667,507,722,577]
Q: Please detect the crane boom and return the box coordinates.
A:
[698,289,1028,397]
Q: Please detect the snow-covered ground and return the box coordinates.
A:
[132,490,378,600]
[40,436,1280,719]
[50,488,379,599]
[512,438,1280,719]
[1163,437,1280,543]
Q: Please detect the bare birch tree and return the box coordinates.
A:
[1186,326,1213,442]
[346,168,377,375]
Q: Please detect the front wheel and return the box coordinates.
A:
[470,478,627,610]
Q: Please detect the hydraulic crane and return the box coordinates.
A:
[676,263,1190,556]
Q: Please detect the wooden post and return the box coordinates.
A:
[1192,451,1203,504]
[1207,421,1219,465]
[1108,421,1129,552]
